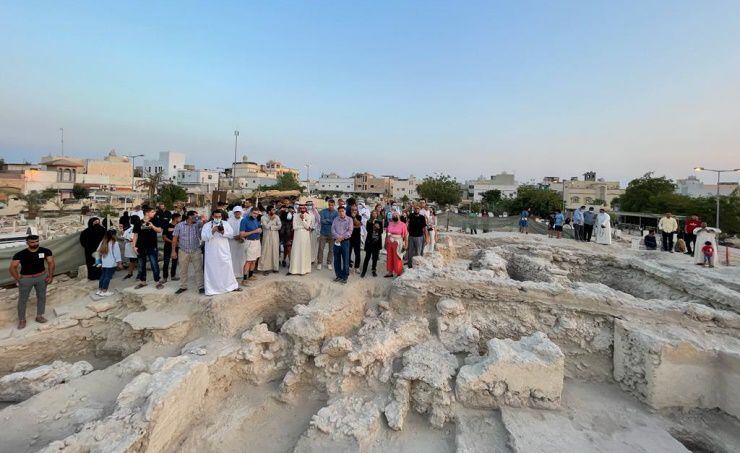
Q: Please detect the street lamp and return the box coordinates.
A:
[694,167,740,229]
[59,128,64,156]
[305,163,311,196]
[126,154,145,191]
[232,130,239,190]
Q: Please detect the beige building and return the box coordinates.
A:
[561,172,623,211]
[84,150,133,190]
[389,175,419,200]
[353,172,390,196]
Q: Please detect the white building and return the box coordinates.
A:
[177,169,220,192]
[676,175,738,198]
[316,172,355,193]
[466,172,519,202]
[143,151,186,182]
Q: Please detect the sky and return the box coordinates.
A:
[1,0,739,185]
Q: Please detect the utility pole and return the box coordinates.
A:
[694,167,740,229]
[59,128,64,156]
[305,163,311,196]
[232,130,239,191]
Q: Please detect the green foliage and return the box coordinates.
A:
[272,173,303,192]
[481,189,502,210]
[98,205,118,219]
[18,190,54,218]
[401,194,410,203]
[158,183,188,209]
[416,174,461,207]
[137,171,164,200]
[41,188,59,200]
[72,184,90,200]
[499,185,562,217]
[469,202,482,213]
[616,175,676,212]
[592,198,606,206]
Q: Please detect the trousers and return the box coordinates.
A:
[317,235,333,265]
[99,267,116,290]
[407,235,424,268]
[18,274,47,320]
[333,240,350,280]
[177,249,204,290]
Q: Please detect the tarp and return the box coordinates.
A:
[0,232,86,286]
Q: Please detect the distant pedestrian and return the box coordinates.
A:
[348,205,362,274]
[132,207,164,290]
[240,207,263,283]
[259,206,282,274]
[227,207,246,280]
[331,206,353,283]
[693,223,721,267]
[202,209,239,295]
[407,204,429,268]
[172,210,204,295]
[553,210,564,239]
[9,235,55,329]
[289,205,314,276]
[96,229,122,297]
[583,207,596,242]
[385,212,408,278]
[279,202,294,268]
[595,209,612,245]
[658,212,678,252]
[122,215,139,279]
[427,207,437,253]
[519,207,530,234]
[547,212,556,238]
[684,215,701,255]
[572,206,585,241]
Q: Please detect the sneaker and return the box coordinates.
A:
[135,283,147,289]
[175,288,187,295]
[372,270,377,277]
[95,289,103,296]
[171,277,180,281]
[340,279,348,284]
[317,264,322,270]
[35,316,48,323]
[233,287,243,292]
[101,291,114,297]
[328,264,333,270]
[333,277,341,282]
[156,282,164,290]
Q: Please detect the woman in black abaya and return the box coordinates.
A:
[80,217,106,280]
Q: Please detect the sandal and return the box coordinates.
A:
[35,316,48,323]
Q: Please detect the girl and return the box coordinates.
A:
[96,229,122,296]
[122,215,140,279]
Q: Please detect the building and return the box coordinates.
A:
[40,156,86,185]
[142,151,186,182]
[262,160,299,178]
[353,172,390,196]
[676,175,739,198]
[177,169,220,193]
[389,176,419,200]
[83,150,133,190]
[316,173,355,193]
[466,172,519,202]
[561,172,623,211]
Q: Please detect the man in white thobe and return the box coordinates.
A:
[595,209,612,245]
[693,223,721,267]
[227,206,246,279]
[201,210,239,295]
[307,200,320,264]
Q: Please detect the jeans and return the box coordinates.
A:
[407,235,424,268]
[661,232,674,251]
[18,274,47,320]
[137,248,160,282]
[573,224,584,241]
[349,238,361,268]
[333,240,350,280]
[99,267,116,290]
[361,247,380,276]
[584,224,594,241]
[163,246,178,279]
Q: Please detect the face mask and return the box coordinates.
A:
[287,213,293,220]
[392,216,399,222]
[213,219,222,225]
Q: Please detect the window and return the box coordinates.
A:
[585,197,593,203]
[571,196,580,203]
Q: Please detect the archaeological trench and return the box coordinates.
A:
[1,233,739,452]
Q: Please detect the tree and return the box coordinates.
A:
[18,190,53,219]
[41,188,58,200]
[99,204,118,221]
[617,175,676,212]
[51,198,66,214]
[72,184,90,200]
[270,173,303,192]
[416,174,461,207]
[401,194,410,203]
[138,171,164,200]
[500,185,562,217]
[592,198,606,206]
[481,189,502,212]
[158,183,188,209]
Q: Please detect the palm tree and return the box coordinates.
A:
[17,190,52,219]
[137,170,164,200]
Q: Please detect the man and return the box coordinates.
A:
[259,206,282,273]
[172,210,204,295]
[417,200,431,253]
[153,202,172,229]
[684,215,701,255]
[644,229,657,250]
[317,199,338,270]
[162,213,180,283]
[227,206,246,280]
[553,209,564,239]
[201,210,239,295]
[307,200,320,262]
[289,204,314,275]
[132,205,144,221]
[358,201,371,244]
[406,204,429,268]
[132,207,164,290]
[583,207,596,242]
[9,235,55,329]
[337,198,346,210]
[572,206,585,241]
[243,199,253,216]
[658,212,678,253]
[594,208,612,245]
[240,207,262,284]
[278,201,294,268]
[331,206,353,283]
[519,207,530,234]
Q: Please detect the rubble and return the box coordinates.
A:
[0,360,93,402]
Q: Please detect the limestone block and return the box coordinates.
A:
[241,323,277,344]
[321,336,353,357]
[384,378,411,430]
[299,396,381,451]
[37,317,79,331]
[613,319,740,418]
[0,360,93,402]
[86,299,117,313]
[455,332,564,409]
[436,299,480,354]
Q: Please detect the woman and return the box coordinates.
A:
[288,205,314,275]
[361,210,384,278]
[385,212,408,278]
[119,211,130,231]
[80,217,106,280]
[259,206,282,274]
[279,204,294,268]
[348,205,363,274]
[427,208,437,253]
[96,229,122,296]
[122,215,139,279]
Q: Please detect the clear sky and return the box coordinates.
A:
[2,0,739,185]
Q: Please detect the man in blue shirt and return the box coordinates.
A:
[317,199,338,270]
[583,207,596,242]
[239,208,262,283]
[519,207,530,234]
[572,206,585,241]
[554,209,564,239]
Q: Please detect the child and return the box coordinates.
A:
[122,215,140,279]
[644,229,657,250]
[96,229,122,296]
[701,241,715,268]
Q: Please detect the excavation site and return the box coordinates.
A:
[1,232,739,453]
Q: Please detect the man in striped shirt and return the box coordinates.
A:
[172,211,204,294]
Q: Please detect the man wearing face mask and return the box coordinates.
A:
[239,208,263,283]
[317,199,338,270]
[289,204,314,275]
[279,201,294,268]
[172,210,204,295]
[201,209,239,295]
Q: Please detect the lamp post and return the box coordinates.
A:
[59,128,64,156]
[305,163,311,196]
[693,167,740,229]
[232,130,239,191]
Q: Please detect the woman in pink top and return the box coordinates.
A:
[385,213,408,277]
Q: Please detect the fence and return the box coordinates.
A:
[0,232,86,286]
